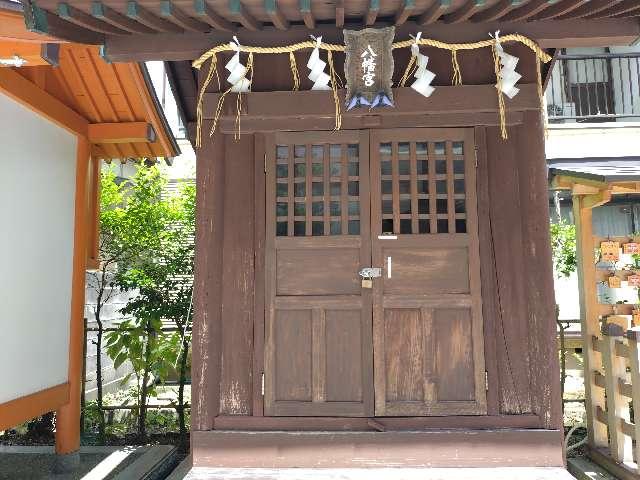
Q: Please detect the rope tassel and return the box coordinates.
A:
[289,51,300,91]
[190,34,552,143]
[327,50,342,131]
[492,43,508,140]
[451,50,462,86]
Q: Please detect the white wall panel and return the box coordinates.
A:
[0,93,77,404]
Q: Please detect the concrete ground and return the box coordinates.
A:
[0,445,176,480]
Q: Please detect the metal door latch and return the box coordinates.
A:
[359,267,382,278]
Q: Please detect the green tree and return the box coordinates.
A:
[86,168,133,440]
[104,166,194,445]
[550,221,577,278]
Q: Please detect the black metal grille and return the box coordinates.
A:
[545,52,640,123]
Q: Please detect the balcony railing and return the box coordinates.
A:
[545,52,640,123]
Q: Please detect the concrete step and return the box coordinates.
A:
[568,457,618,480]
[175,467,576,480]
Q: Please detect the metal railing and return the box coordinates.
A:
[546,52,640,123]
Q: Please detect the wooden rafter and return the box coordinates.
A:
[0,41,57,66]
[417,0,451,24]
[615,6,640,18]
[299,0,315,29]
[532,0,587,20]
[264,0,289,30]
[194,0,235,32]
[22,0,104,45]
[91,2,156,35]
[557,0,622,19]
[63,47,125,158]
[110,61,145,158]
[160,1,210,33]
[500,0,556,21]
[0,66,88,136]
[57,3,129,35]
[127,62,175,158]
[365,0,380,25]
[82,46,140,158]
[229,0,261,31]
[395,0,418,25]
[443,0,486,23]
[126,1,184,33]
[88,122,156,143]
[471,0,522,22]
[587,0,640,19]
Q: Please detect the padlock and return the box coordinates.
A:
[362,278,373,289]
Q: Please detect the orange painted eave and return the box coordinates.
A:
[4,43,178,160]
[0,10,61,43]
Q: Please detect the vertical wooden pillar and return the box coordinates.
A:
[573,195,608,448]
[86,156,101,270]
[626,331,640,465]
[219,134,255,415]
[192,124,225,431]
[517,111,562,430]
[601,327,632,462]
[55,135,90,456]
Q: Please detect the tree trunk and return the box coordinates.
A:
[94,270,107,441]
[138,319,153,440]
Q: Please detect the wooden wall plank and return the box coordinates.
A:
[219,133,255,415]
[516,110,562,429]
[484,124,533,415]
[253,133,266,416]
[474,126,500,416]
[191,121,225,430]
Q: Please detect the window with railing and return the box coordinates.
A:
[545,51,640,123]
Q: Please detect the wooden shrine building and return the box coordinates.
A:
[15,0,640,476]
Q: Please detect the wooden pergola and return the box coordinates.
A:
[551,165,640,479]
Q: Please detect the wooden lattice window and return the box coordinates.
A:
[275,142,361,237]
[378,140,467,235]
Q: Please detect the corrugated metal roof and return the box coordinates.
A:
[548,158,640,182]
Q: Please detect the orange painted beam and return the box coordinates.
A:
[0,67,88,136]
[0,383,69,432]
[0,10,62,43]
[86,155,100,270]
[55,136,90,455]
[88,121,156,143]
[0,41,51,66]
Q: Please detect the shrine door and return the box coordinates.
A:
[264,128,486,417]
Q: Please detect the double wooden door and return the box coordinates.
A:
[264,128,486,417]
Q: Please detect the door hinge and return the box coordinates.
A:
[485,371,489,391]
[261,372,265,396]
[474,145,479,168]
[264,153,267,174]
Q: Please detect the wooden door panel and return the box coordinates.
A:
[382,243,470,295]
[265,130,373,417]
[274,310,312,402]
[371,128,487,417]
[276,242,361,295]
[434,308,474,402]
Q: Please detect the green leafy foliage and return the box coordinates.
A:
[100,165,194,440]
[550,221,577,278]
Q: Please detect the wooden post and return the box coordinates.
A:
[627,329,640,468]
[573,194,608,448]
[601,324,632,463]
[55,136,90,458]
